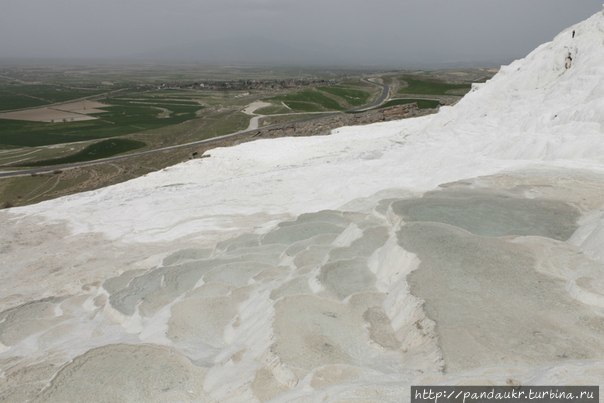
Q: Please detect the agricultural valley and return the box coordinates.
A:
[0,66,492,207]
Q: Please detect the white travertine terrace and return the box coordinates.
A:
[1,11,604,402]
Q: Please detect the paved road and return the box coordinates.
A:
[351,79,391,112]
[0,81,390,179]
[0,129,259,178]
[0,115,336,179]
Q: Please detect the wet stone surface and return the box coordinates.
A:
[391,182,604,373]
[392,188,580,240]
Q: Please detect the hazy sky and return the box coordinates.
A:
[1,0,602,67]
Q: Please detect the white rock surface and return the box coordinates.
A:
[1,11,604,403]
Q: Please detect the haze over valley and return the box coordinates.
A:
[1,0,601,67]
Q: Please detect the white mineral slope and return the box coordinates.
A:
[427,11,604,160]
[1,9,604,403]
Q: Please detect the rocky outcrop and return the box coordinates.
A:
[252,104,430,139]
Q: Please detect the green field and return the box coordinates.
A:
[272,90,343,112]
[198,111,250,137]
[381,98,441,109]
[0,99,201,147]
[317,86,371,106]
[254,104,292,115]
[398,76,471,95]
[22,139,146,166]
[0,84,107,111]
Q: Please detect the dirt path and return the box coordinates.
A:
[241,100,338,131]
[242,101,272,116]
[149,106,172,119]
[242,101,272,131]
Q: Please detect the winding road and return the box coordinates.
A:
[0,81,391,179]
[353,78,391,111]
